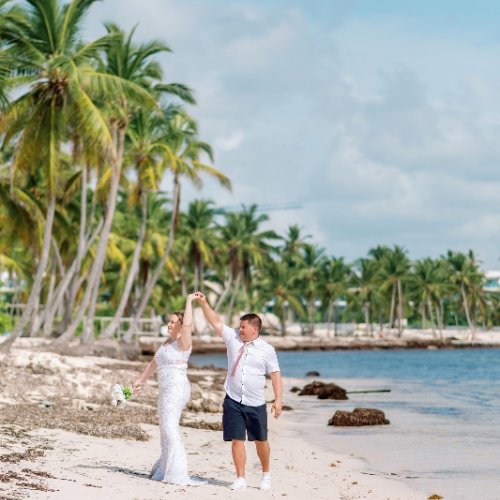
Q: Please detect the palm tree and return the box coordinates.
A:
[281,224,309,267]
[320,257,352,337]
[444,250,484,339]
[297,243,326,334]
[353,257,378,336]
[216,205,278,322]
[410,257,450,337]
[59,23,190,344]
[100,107,173,340]
[258,260,304,335]
[375,245,410,336]
[0,0,123,350]
[128,109,230,339]
[179,199,221,290]
[0,0,26,107]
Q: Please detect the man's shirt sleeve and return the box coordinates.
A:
[265,346,281,374]
[222,324,236,344]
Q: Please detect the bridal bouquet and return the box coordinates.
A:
[111,384,133,406]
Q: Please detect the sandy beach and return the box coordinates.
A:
[0,339,449,499]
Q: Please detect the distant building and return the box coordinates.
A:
[484,271,500,292]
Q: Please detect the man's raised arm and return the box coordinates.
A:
[194,291,224,337]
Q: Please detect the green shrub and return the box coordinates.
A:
[0,312,14,334]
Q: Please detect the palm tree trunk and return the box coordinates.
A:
[226,272,242,328]
[326,299,334,338]
[101,192,148,340]
[126,175,181,341]
[81,133,126,345]
[37,257,57,336]
[460,284,475,339]
[436,299,444,338]
[193,262,200,291]
[58,129,124,343]
[397,279,404,337]
[420,302,426,330]
[280,302,287,336]
[389,283,396,329]
[180,270,187,297]
[26,297,41,338]
[43,218,103,337]
[215,271,233,312]
[1,192,57,351]
[364,301,372,336]
[308,299,316,335]
[434,303,443,339]
[42,166,91,337]
[427,298,436,336]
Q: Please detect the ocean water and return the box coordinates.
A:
[191,348,500,499]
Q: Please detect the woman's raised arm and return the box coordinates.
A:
[177,293,196,351]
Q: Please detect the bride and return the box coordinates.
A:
[133,293,206,486]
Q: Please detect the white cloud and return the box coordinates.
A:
[214,131,244,152]
[83,1,500,267]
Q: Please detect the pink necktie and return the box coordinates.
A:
[230,343,249,377]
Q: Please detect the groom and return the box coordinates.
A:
[194,292,282,491]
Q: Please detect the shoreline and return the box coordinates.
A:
[0,342,427,499]
[172,329,500,355]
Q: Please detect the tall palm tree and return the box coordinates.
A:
[0,0,123,350]
[281,224,309,267]
[297,243,326,334]
[353,257,378,336]
[100,107,173,340]
[128,109,230,339]
[320,257,352,337]
[410,257,450,337]
[59,23,190,343]
[444,250,484,339]
[258,260,304,335]
[179,199,221,290]
[216,205,278,322]
[375,245,410,336]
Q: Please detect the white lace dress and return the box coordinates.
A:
[150,340,204,486]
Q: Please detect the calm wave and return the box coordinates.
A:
[191,348,500,499]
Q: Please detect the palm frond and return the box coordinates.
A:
[192,161,232,190]
[155,82,196,105]
[59,0,100,52]
[80,68,159,108]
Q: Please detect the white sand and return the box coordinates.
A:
[19,420,424,500]
[0,338,453,499]
[4,381,426,500]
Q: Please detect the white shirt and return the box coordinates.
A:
[222,324,280,407]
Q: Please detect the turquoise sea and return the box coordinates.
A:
[191,348,500,499]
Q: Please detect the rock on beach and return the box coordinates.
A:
[298,380,348,400]
[328,408,390,426]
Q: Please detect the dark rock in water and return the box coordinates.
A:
[317,385,348,400]
[328,408,390,426]
[282,405,293,411]
[306,370,320,377]
[298,381,348,400]
[290,386,301,393]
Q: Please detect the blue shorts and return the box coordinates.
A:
[222,394,268,441]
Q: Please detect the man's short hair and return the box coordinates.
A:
[240,313,262,332]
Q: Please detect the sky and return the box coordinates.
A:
[84,0,500,269]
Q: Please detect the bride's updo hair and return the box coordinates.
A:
[173,311,184,324]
